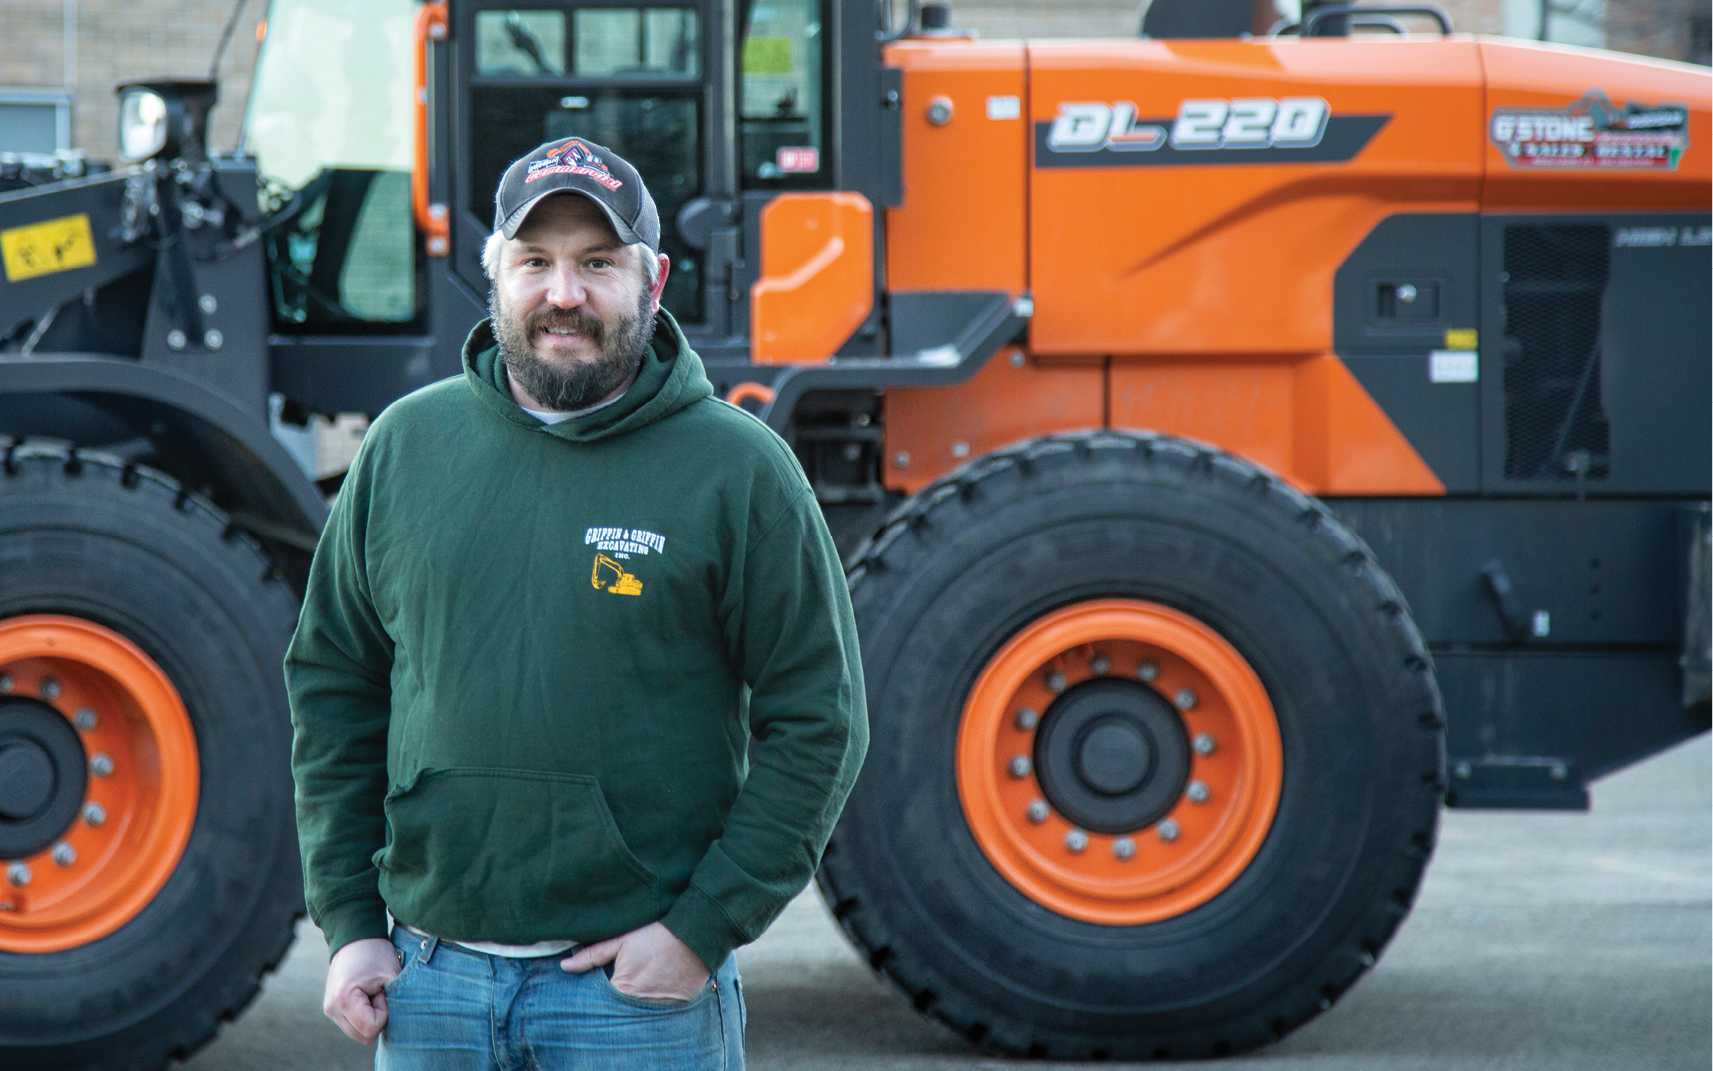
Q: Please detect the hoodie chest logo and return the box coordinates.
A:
[585,527,666,597]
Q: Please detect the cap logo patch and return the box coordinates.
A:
[526,138,624,190]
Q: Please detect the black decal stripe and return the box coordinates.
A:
[1033,114,1391,168]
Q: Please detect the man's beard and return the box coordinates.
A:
[492,285,656,412]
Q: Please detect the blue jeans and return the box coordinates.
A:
[376,926,745,1071]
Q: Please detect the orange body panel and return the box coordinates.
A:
[1027,38,1486,357]
[882,42,1028,294]
[859,36,1709,497]
[1479,40,1712,211]
[751,193,874,364]
[1110,354,1443,494]
[884,349,1102,494]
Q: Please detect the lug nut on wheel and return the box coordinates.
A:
[1174,688,1197,711]
[1192,733,1217,756]
[74,707,98,731]
[7,862,30,887]
[52,842,76,867]
[1137,661,1158,682]
[1113,836,1135,860]
[1157,819,1180,843]
[90,752,114,777]
[83,802,106,826]
[1008,755,1032,778]
[1015,707,1038,730]
[1046,671,1066,693]
[1065,830,1088,853]
[1186,780,1210,803]
[1027,799,1049,823]
[39,677,61,700]
[1090,655,1110,675]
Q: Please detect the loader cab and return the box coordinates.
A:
[445,0,877,350]
[246,0,891,415]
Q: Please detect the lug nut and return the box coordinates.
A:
[90,753,114,777]
[166,328,187,350]
[1090,655,1111,675]
[1015,707,1039,730]
[0,674,11,693]
[1113,837,1135,860]
[1137,661,1158,682]
[1046,671,1066,693]
[51,843,75,867]
[82,802,106,827]
[1192,733,1217,756]
[7,862,30,887]
[39,677,61,701]
[1186,780,1210,803]
[1008,755,1032,778]
[73,708,97,731]
[1174,688,1197,711]
[1027,799,1049,823]
[1065,830,1088,853]
[1157,819,1181,843]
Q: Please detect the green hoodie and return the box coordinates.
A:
[285,311,867,970]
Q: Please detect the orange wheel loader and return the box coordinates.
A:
[0,0,1706,1064]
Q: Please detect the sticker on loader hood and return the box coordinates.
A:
[1489,90,1689,170]
[1034,97,1390,168]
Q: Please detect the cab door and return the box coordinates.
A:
[451,1,726,328]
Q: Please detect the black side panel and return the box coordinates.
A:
[1480,213,1711,496]
[1333,214,1481,493]
[1328,497,1686,648]
[1328,496,1710,806]
[1435,650,1703,791]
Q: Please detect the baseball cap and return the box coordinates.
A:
[492,137,661,254]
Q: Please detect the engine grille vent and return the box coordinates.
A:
[1501,225,1612,482]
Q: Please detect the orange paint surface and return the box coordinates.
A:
[1026,37,1485,356]
[751,193,874,364]
[1108,353,1443,494]
[883,41,1027,293]
[883,348,1102,494]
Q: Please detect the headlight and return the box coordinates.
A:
[118,89,168,163]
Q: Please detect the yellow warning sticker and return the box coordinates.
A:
[742,37,794,76]
[1444,328,1478,350]
[1,213,97,282]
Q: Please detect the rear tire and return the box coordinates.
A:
[0,445,304,1071]
[820,432,1444,1059]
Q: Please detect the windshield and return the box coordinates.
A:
[244,0,422,330]
[244,0,416,190]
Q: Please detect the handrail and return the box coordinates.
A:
[1299,4,1451,36]
[412,2,450,257]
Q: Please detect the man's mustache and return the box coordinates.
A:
[529,307,604,343]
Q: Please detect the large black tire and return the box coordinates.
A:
[0,445,305,1070]
[819,432,1445,1059]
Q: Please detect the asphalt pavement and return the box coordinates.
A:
[180,735,1712,1071]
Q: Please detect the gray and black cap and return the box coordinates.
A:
[492,137,660,253]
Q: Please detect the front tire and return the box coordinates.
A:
[820,432,1444,1059]
[0,445,304,1070]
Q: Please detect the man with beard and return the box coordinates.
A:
[285,137,867,1070]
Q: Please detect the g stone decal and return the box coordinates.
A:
[1037,98,1389,168]
[1490,90,1689,170]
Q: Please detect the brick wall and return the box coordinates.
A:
[0,0,263,162]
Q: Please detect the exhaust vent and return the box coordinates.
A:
[1501,225,1612,482]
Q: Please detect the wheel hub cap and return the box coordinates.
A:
[0,699,86,856]
[1035,680,1189,833]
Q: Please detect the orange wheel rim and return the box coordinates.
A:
[0,615,199,953]
[957,599,1282,925]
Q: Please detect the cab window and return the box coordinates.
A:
[739,0,829,188]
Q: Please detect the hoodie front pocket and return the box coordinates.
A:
[378,769,660,941]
